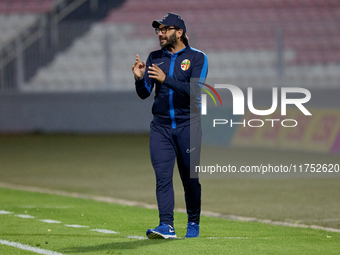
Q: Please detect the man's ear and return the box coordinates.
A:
[177,29,183,39]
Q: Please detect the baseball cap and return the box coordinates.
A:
[152,13,186,33]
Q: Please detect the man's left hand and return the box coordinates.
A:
[148,64,166,83]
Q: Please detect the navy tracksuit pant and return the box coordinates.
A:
[149,120,202,227]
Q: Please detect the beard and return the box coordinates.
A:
[159,31,177,49]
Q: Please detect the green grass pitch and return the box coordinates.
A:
[0,187,339,255]
[0,134,339,229]
[0,134,339,254]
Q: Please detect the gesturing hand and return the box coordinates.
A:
[132,54,146,79]
[148,64,166,83]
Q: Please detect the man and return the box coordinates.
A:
[132,13,208,239]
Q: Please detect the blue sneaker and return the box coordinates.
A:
[146,222,177,239]
[185,222,199,238]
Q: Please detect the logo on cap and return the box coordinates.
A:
[162,14,169,21]
[181,59,191,71]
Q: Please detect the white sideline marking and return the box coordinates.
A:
[0,210,12,214]
[127,236,147,240]
[65,224,89,228]
[0,239,64,255]
[1,181,340,233]
[14,214,35,219]
[39,219,62,224]
[91,229,119,234]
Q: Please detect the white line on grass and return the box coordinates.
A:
[64,224,89,228]
[2,209,121,235]
[14,214,35,219]
[0,210,12,214]
[126,236,147,240]
[0,239,64,255]
[39,219,62,224]
[1,181,339,233]
[91,229,119,234]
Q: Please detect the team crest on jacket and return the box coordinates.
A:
[181,59,191,71]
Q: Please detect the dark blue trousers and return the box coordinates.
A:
[149,121,202,227]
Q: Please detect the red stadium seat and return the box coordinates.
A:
[105,0,340,64]
[0,0,56,14]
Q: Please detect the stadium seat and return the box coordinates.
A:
[0,14,38,46]
[25,23,157,92]
[22,0,340,91]
[0,0,57,14]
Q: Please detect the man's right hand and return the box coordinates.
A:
[132,54,146,79]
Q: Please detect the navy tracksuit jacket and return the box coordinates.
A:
[135,45,208,227]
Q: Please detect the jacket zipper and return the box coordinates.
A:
[169,55,177,129]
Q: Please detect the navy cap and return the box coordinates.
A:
[152,13,186,33]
